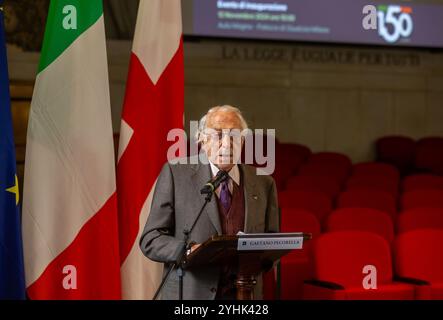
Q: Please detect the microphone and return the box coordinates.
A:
[200,170,229,194]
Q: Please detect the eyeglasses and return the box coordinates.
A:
[202,129,244,140]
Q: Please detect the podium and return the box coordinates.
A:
[183,232,312,300]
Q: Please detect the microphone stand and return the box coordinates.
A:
[153,191,214,300]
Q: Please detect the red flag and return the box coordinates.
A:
[117,0,184,299]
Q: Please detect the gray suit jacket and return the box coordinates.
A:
[139,157,279,300]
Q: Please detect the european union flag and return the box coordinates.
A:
[0,1,26,299]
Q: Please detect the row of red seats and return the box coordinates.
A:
[277,208,443,299]
[275,152,443,223]
[377,136,443,175]
[282,207,443,249]
[186,135,443,178]
[275,150,401,191]
[302,230,443,300]
[264,144,443,300]
[263,138,443,300]
[272,136,443,178]
[285,172,443,196]
[278,188,443,223]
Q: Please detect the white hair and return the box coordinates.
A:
[195,105,249,143]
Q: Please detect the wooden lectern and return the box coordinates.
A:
[182,232,312,300]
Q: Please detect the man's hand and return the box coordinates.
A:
[190,243,201,253]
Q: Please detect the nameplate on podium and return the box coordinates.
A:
[236,232,304,251]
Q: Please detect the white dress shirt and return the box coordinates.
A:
[208,161,240,197]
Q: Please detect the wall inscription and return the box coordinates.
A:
[222,44,421,67]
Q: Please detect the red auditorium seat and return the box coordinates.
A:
[397,208,443,233]
[302,231,415,300]
[337,190,397,219]
[297,163,350,186]
[402,174,443,192]
[275,143,311,173]
[326,208,394,244]
[279,209,321,300]
[352,162,400,182]
[401,190,443,211]
[278,190,332,222]
[415,137,443,175]
[376,136,415,175]
[346,175,399,198]
[276,143,311,161]
[395,229,443,299]
[285,175,341,198]
[307,152,352,169]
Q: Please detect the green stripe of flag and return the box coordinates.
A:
[38,0,103,73]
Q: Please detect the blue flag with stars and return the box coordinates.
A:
[0,0,26,299]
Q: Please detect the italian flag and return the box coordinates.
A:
[22,0,121,299]
[117,0,184,299]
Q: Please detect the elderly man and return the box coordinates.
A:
[139,105,279,300]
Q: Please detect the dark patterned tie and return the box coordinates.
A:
[219,178,232,213]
